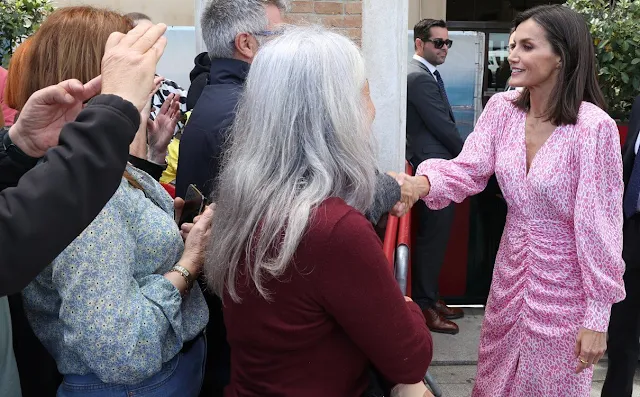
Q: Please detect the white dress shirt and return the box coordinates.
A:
[412,54,438,81]
[635,128,640,154]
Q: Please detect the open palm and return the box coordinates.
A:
[147,92,180,163]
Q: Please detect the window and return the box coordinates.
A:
[447,0,565,22]
[487,32,511,92]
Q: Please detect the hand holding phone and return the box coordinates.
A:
[178,184,206,227]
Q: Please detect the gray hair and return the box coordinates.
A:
[206,26,377,302]
[201,0,288,59]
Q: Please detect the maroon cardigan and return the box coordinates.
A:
[223,197,432,397]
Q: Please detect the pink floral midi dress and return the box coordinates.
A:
[416,91,626,396]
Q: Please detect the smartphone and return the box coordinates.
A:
[178,184,206,227]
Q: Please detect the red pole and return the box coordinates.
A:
[382,215,399,268]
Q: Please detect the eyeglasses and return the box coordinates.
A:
[229,27,285,44]
[252,28,284,38]
[423,38,453,49]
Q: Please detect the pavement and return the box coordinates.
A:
[427,308,640,397]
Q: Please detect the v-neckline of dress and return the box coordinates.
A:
[521,111,562,178]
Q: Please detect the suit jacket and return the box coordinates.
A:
[406,59,463,168]
[622,95,640,268]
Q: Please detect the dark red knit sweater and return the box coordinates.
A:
[223,198,432,397]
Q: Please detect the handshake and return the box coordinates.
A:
[386,171,431,218]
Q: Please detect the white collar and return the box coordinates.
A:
[413,54,438,76]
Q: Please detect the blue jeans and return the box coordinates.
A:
[57,334,206,397]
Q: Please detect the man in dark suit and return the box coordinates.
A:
[406,19,464,334]
[602,95,640,397]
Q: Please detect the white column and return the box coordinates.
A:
[194,0,207,54]
[362,0,409,172]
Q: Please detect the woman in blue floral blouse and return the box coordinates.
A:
[19,7,211,397]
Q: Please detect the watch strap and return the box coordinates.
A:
[1,127,39,167]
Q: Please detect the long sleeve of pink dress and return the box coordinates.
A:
[416,91,626,397]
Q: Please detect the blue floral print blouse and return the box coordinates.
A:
[22,165,209,384]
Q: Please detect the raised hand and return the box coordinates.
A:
[147,93,180,163]
[100,21,168,112]
[9,77,102,157]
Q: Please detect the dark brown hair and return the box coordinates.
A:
[413,19,447,49]
[512,4,606,125]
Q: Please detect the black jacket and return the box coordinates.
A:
[0,95,138,295]
[622,95,640,268]
[406,59,463,168]
[176,58,250,199]
[186,52,212,111]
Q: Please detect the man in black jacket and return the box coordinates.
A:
[406,19,464,335]
[602,95,640,397]
[176,0,286,199]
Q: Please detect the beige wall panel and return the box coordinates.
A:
[408,0,446,28]
[408,0,421,29]
[423,0,446,20]
[52,0,195,26]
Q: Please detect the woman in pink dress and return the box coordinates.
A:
[412,5,626,396]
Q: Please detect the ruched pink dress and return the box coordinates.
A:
[417,91,626,396]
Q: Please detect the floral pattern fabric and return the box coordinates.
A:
[22,165,208,385]
[417,91,626,396]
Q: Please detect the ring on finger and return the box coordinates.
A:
[579,358,589,364]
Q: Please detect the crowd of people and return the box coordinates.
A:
[0,0,636,397]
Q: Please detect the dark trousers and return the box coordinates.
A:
[601,267,640,397]
[411,200,455,310]
[199,285,229,397]
[8,293,61,397]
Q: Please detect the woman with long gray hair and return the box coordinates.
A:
[206,26,432,396]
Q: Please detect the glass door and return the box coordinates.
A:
[485,32,511,98]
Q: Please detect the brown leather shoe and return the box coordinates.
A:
[422,307,459,334]
[435,300,464,320]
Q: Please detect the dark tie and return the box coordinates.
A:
[624,153,640,218]
[433,70,451,110]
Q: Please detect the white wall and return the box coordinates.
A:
[363,0,409,172]
[156,27,198,89]
[52,0,195,26]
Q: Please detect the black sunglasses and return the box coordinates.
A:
[423,38,453,49]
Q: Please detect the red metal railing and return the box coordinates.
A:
[382,161,441,397]
[382,212,399,266]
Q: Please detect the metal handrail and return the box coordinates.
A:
[395,161,443,397]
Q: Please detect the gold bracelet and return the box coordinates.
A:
[169,265,193,292]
